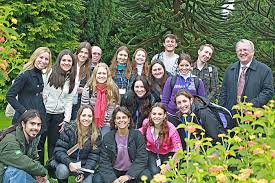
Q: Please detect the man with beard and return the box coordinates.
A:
[0,110,48,183]
[192,44,219,102]
[219,39,274,112]
[151,33,179,75]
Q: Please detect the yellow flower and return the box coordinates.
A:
[249,135,256,140]
[218,134,226,138]
[10,36,17,40]
[11,18,17,24]
[252,178,268,183]
[216,174,227,183]
[208,166,225,174]
[236,168,253,181]
[141,175,148,182]
[233,136,242,142]
[152,173,167,183]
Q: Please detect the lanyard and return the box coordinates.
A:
[181,115,189,138]
[178,74,192,90]
[118,70,129,89]
[76,149,80,162]
[153,127,160,158]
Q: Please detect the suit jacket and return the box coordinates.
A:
[219,59,274,111]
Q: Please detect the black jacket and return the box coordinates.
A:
[54,123,101,171]
[121,91,156,128]
[99,129,148,183]
[173,96,225,148]
[6,68,46,125]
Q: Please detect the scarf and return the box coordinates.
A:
[117,63,127,71]
[94,84,107,128]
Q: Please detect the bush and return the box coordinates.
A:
[155,99,275,183]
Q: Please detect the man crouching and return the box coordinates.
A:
[0,109,48,183]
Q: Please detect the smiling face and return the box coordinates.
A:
[117,50,128,64]
[151,63,165,79]
[79,108,93,127]
[236,42,254,65]
[60,54,73,72]
[163,37,177,52]
[115,111,129,129]
[22,116,41,142]
[96,66,108,84]
[150,107,166,127]
[134,80,146,98]
[91,46,102,65]
[175,94,193,114]
[198,46,213,64]
[77,48,89,65]
[134,50,146,65]
[34,52,50,70]
[178,59,192,75]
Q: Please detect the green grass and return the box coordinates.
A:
[0,111,12,129]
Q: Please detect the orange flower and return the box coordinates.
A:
[216,174,227,183]
[237,146,245,152]
[248,141,257,147]
[185,126,196,133]
[254,110,264,118]
[207,153,219,160]
[270,150,275,158]
[235,168,253,181]
[209,166,225,174]
[253,148,264,155]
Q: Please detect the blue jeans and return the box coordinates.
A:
[55,163,93,183]
[3,166,37,183]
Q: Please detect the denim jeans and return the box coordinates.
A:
[3,166,37,183]
[55,163,93,183]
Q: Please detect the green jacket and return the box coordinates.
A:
[0,126,47,183]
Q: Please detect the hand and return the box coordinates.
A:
[59,121,67,133]
[114,175,129,183]
[77,87,84,94]
[69,162,80,172]
[36,175,48,183]
[76,174,84,182]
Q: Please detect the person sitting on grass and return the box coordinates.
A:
[52,105,101,183]
[0,110,49,183]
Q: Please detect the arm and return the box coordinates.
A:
[81,86,90,105]
[208,66,219,101]
[63,91,74,122]
[197,79,206,97]
[170,126,183,152]
[126,131,148,178]
[82,141,100,171]
[6,73,27,114]
[161,77,172,110]
[250,68,274,107]
[0,135,47,176]
[99,139,117,182]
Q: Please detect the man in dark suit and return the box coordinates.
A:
[219,39,274,111]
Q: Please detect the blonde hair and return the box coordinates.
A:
[87,62,120,104]
[76,105,98,150]
[24,47,52,72]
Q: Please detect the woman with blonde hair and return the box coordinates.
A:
[6,47,52,125]
[132,48,149,77]
[53,105,101,183]
[109,46,135,96]
[81,62,120,137]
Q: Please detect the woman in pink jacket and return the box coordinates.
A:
[139,102,182,175]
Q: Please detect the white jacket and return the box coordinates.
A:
[42,69,75,122]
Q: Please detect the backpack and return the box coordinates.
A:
[170,75,200,93]
[194,96,235,131]
[0,125,17,142]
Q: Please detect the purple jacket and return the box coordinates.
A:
[161,75,205,115]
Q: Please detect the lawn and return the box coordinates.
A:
[0,111,12,129]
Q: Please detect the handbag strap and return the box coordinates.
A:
[67,137,89,156]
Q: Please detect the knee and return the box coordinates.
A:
[93,173,104,183]
[55,163,69,180]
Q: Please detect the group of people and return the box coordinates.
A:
[0,33,274,183]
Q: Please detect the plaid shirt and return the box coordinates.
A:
[112,70,135,92]
[192,62,219,102]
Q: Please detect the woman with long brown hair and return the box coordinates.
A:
[53,105,100,183]
[139,102,182,175]
[132,48,149,77]
[109,46,135,96]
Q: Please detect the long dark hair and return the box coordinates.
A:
[143,103,169,143]
[0,110,41,140]
[149,59,168,90]
[75,42,92,81]
[48,49,77,93]
[110,106,135,129]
